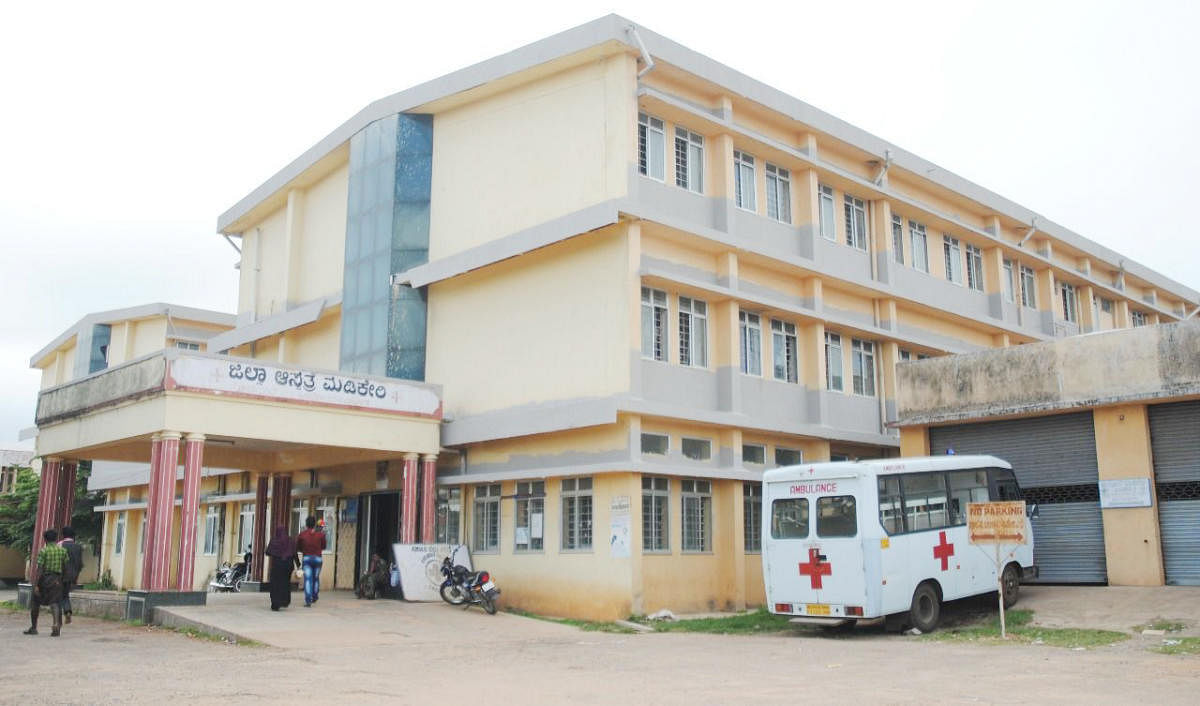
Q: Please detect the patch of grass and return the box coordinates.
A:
[638,608,799,635]
[924,609,1129,649]
[505,607,637,634]
[0,600,21,612]
[1154,637,1200,656]
[1133,619,1186,633]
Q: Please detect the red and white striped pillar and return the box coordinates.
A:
[141,435,163,588]
[30,457,63,578]
[147,431,180,591]
[251,475,268,582]
[56,461,78,531]
[174,433,205,591]
[401,454,419,544]
[419,454,438,543]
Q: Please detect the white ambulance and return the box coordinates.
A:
[762,455,1037,631]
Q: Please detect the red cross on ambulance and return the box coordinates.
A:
[798,547,832,589]
[933,530,955,571]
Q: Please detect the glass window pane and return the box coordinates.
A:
[816,496,857,537]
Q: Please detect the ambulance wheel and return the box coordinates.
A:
[1001,564,1021,609]
[909,582,941,633]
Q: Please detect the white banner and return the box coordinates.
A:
[610,495,631,559]
[392,543,472,602]
[1099,478,1153,509]
[170,356,440,416]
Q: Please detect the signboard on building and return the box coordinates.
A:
[609,495,631,559]
[1099,478,1153,509]
[392,543,471,602]
[966,501,1028,545]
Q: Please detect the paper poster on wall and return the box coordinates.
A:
[515,527,530,545]
[1099,478,1153,508]
[392,543,472,602]
[610,495,631,559]
[531,513,543,539]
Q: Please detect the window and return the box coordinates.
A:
[1020,265,1037,308]
[878,476,904,534]
[203,505,222,555]
[0,466,14,494]
[742,444,766,465]
[238,502,255,554]
[674,127,704,193]
[1100,298,1114,314]
[114,511,126,554]
[844,195,867,250]
[948,470,989,526]
[770,498,809,538]
[774,447,803,467]
[175,341,200,351]
[642,476,669,552]
[514,481,545,552]
[681,479,711,552]
[473,484,501,552]
[891,215,904,264]
[902,473,949,531]
[851,339,876,396]
[943,235,963,284]
[1059,282,1078,323]
[816,496,857,537]
[830,454,851,462]
[744,483,762,552]
[909,221,928,273]
[824,332,843,391]
[641,433,668,456]
[561,477,593,551]
[966,245,984,291]
[771,319,798,383]
[1003,259,1016,303]
[638,113,665,180]
[733,150,756,211]
[435,487,462,544]
[819,185,836,240]
[316,496,337,555]
[290,498,308,536]
[739,311,762,375]
[764,163,791,223]
[641,287,668,361]
[678,296,708,367]
[1131,310,1147,327]
[899,349,912,362]
[681,438,712,461]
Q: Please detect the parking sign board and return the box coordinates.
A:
[967,501,1028,545]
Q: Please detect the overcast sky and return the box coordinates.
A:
[2,0,1198,448]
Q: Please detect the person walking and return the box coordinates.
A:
[296,516,327,607]
[25,529,67,636]
[265,525,298,611]
[58,526,84,624]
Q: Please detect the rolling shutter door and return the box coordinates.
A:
[1149,401,1200,586]
[930,412,1107,583]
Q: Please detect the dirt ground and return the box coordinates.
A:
[2,587,1198,705]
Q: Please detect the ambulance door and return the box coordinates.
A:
[808,487,867,614]
[763,490,812,609]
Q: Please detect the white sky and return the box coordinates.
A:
[2,0,1198,447]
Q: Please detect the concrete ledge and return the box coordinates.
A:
[69,590,127,620]
[126,590,207,624]
[154,608,255,644]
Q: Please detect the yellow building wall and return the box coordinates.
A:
[130,318,169,359]
[237,206,289,318]
[897,306,994,349]
[426,225,631,418]
[1092,405,1165,586]
[429,54,633,260]
[641,231,720,275]
[294,163,349,303]
[283,309,342,371]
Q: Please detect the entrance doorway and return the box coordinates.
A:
[356,491,401,598]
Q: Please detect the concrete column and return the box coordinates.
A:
[55,460,78,532]
[1092,406,1165,585]
[270,473,292,534]
[420,454,438,543]
[1114,299,1131,328]
[175,434,205,591]
[795,168,820,246]
[983,246,1006,320]
[870,199,892,284]
[879,340,900,426]
[401,453,420,543]
[725,479,747,613]
[1079,285,1098,333]
[30,457,62,579]
[1036,267,1057,334]
[713,300,740,412]
[252,475,268,581]
[711,132,736,232]
[147,432,181,591]
[899,426,930,457]
[141,435,162,588]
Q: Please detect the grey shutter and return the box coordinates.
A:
[1149,401,1200,585]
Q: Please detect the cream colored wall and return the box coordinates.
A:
[1093,405,1165,586]
[427,225,630,418]
[127,318,169,361]
[293,163,348,303]
[282,309,342,370]
[429,54,634,260]
[897,306,994,349]
[238,206,289,319]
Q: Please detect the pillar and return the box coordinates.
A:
[141,435,162,588]
[1079,285,1098,333]
[147,431,180,591]
[55,461,78,532]
[175,434,205,591]
[270,473,292,535]
[420,454,438,543]
[870,199,892,284]
[30,457,63,579]
[899,426,931,457]
[401,453,419,543]
[1093,406,1164,585]
[252,475,268,582]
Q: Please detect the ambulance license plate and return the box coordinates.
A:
[806,604,831,616]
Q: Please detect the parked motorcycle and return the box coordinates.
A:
[209,550,252,592]
[438,557,501,614]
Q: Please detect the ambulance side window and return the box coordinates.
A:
[816,496,857,537]
[948,470,989,525]
[770,499,809,539]
[989,468,1022,501]
[877,476,904,535]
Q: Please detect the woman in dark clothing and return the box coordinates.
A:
[265,525,298,611]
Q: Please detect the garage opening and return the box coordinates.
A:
[1149,400,1200,586]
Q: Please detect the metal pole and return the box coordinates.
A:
[997,541,1006,639]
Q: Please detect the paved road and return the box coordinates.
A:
[2,588,1197,704]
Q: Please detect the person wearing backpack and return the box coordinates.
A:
[58,526,84,624]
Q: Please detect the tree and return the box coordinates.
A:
[0,461,102,559]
